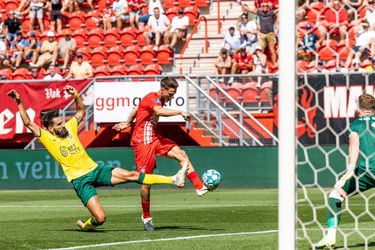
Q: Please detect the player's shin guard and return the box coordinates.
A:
[138,173,173,185]
[187,171,204,190]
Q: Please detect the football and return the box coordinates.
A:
[202,169,221,190]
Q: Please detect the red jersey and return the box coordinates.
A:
[234,53,253,70]
[131,92,163,145]
[129,0,143,12]
[325,8,348,24]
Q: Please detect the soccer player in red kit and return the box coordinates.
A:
[113,77,208,231]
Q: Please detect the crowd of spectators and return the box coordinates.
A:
[0,0,193,80]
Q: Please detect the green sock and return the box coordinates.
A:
[327,198,342,228]
[137,173,145,184]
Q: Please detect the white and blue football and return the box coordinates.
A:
[202,169,221,190]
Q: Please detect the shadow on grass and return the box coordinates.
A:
[154,225,225,231]
[59,226,225,232]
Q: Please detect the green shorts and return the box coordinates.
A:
[343,166,375,196]
[72,165,115,206]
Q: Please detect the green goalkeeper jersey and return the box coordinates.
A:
[346,115,375,170]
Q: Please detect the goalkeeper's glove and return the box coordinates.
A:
[334,164,355,194]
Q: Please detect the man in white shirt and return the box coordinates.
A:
[366,0,375,29]
[137,0,164,29]
[111,0,130,29]
[238,13,257,51]
[44,63,63,80]
[164,9,189,49]
[222,25,244,55]
[144,7,170,49]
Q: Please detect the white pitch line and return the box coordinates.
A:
[43,230,278,250]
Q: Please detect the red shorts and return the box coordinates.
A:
[133,137,177,174]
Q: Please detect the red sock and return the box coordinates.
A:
[187,171,204,190]
[141,200,151,219]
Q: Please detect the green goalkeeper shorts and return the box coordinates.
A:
[72,165,115,206]
[342,166,375,196]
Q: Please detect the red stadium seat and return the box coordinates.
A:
[338,46,350,60]
[85,10,102,29]
[324,59,337,70]
[178,0,191,8]
[242,82,258,103]
[68,11,85,30]
[184,6,199,25]
[259,89,270,103]
[309,1,324,11]
[127,64,145,81]
[225,82,243,103]
[319,47,336,61]
[76,46,91,60]
[321,39,337,50]
[157,45,173,64]
[0,68,12,80]
[209,83,225,101]
[12,68,29,80]
[94,65,110,77]
[163,0,176,8]
[195,0,209,7]
[140,45,156,64]
[104,27,121,47]
[144,64,162,75]
[87,28,104,47]
[107,46,124,66]
[72,29,88,48]
[124,45,140,65]
[21,17,31,33]
[166,7,179,22]
[110,65,128,76]
[136,29,146,46]
[297,60,309,72]
[5,0,18,12]
[90,46,108,66]
[120,27,137,46]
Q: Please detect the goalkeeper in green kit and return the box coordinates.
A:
[315,93,375,248]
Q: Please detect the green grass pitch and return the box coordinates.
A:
[1,188,374,249]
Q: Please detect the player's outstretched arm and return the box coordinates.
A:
[153,106,191,121]
[64,85,86,123]
[7,90,41,137]
[112,106,138,131]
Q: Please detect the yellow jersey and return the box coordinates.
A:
[37,116,98,182]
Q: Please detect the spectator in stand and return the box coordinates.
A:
[33,31,58,68]
[0,38,11,68]
[254,0,279,10]
[0,15,5,38]
[252,45,268,73]
[10,31,28,68]
[101,1,114,31]
[128,0,145,28]
[65,52,93,79]
[164,9,189,49]
[298,23,320,61]
[46,0,65,33]
[238,13,258,52]
[344,0,366,22]
[311,60,330,73]
[44,63,63,80]
[27,65,43,79]
[318,0,348,40]
[365,0,375,29]
[72,0,94,11]
[58,29,76,72]
[365,57,375,71]
[23,0,45,32]
[238,1,257,22]
[4,11,22,42]
[111,0,130,29]
[144,7,170,50]
[24,31,41,66]
[230,47,253,81]
[242,1,278,67]
[350,61,367,72]
[138,0,164,30]
[345,22,375,68]
[221,24,243,55]
[215,48,232,76]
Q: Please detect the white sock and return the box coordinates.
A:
[326,228,336,240]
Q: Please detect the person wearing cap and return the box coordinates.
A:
[58,29,76,71]
[46,0,65,33]
[298,23,320,62]
[4,11,22,42]
[34,31,58,68]
[44,63,63,80]
[24,31,41,66]
[251,45,268,74]
[215,48,232,77]
[65,52,93,79]
[344,22,375,68]
[221,24,243,55]
[164,8,189,49]
[9,31,28,68]
[144,7,170,49]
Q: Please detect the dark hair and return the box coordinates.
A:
[160,77,179,89]
[358,93,375,111]
[42,109,60,128]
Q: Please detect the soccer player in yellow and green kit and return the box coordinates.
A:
[314,93,375,248]
[7,86,187,231]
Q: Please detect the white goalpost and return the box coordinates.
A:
[278,0,296,249]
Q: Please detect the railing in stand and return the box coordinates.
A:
[179,15,208,74]
[218,0,221,34]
